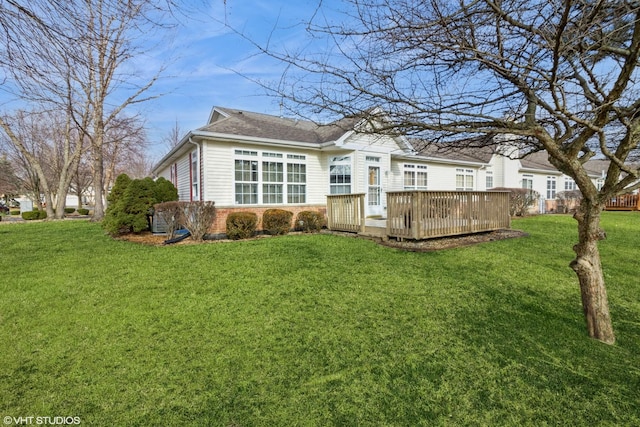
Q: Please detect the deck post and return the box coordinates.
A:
[359,194,365,234]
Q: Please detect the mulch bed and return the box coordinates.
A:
[118,228,527,251]
[377,229,528,252]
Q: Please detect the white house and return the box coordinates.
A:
[152,106,608,234]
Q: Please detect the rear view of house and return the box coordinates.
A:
[152,106,609,235]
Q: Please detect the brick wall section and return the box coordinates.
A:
[209,205,327,235]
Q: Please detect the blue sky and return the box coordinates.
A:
[144,0,341,160]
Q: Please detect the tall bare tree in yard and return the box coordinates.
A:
[259,0,640,344]
[0,0,181,220]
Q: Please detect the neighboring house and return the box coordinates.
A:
[151,106,608,234]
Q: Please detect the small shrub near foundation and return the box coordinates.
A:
[77,208,90,215]
[295,211,325,233]
[226,212,258,240]
[64,208,76,214]
[262,209,293,235]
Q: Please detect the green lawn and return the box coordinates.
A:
[1,213,639,426]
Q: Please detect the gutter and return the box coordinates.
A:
[190,130,335,150]
[392,153,489,168]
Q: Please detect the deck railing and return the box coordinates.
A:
[386,191,511,239]
[326,193,366,233]
[605,194,640,211]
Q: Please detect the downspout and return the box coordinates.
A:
[188,136,201,201]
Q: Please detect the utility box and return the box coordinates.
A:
[18,197,33,213]
[151,212,168,234]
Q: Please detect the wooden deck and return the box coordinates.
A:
[605,194,640,211]
[327,191,511,240]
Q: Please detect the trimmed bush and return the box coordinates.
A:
[556,190,582,213]
[64,208,76,214]
[77,208,89,216]
[295,211,325,232]
[10,210,20,216]
[226,212,258,240]
[154,201,186,240]
[184,201,217,241]
[492,187,540,216]
[22,210,45,220]
[262,209,293,235]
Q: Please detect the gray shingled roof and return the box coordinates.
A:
[409,136,497,164]
[519,151,558,172]
[196,107,358,144]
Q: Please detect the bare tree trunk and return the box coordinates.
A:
[92,149,105,220]
[571,202,615,344]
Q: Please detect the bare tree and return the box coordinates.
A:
[0,110,82,215]
[0,153,20,201]
[0,0,183,220]
[69,155,93,210]
[162,119,183,153]
[255,0,640,344]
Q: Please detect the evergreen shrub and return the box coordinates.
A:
[226,212,258,240]
[102,174,179,236]
[22,211,45,220]
[77,208,89,215]
[64,208,75,214]
[262,209,293,235]
[295,211,325,232]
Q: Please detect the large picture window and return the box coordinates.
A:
[329,156,352,194]
[234,150,306,204]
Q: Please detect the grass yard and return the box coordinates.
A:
[1,213,639,425]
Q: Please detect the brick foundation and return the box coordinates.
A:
[209,205,327,235]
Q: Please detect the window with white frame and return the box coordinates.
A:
[596,178,604,191]
[547,176,557,199]
[522,174,533,190]
[234,150,258,204]
[262,154,283,204]
[330,156,352,194]
[403,164,428,190]
[564,177,576,191]
[456,168,474,191]
[191,151,199,201]
[287,159,306,203]
[170,163,177,187]
[486,170,494,189]
[234,150,306,204]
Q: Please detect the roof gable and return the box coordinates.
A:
[199,106,355,144]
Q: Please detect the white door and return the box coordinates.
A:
[366,164,383,217]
